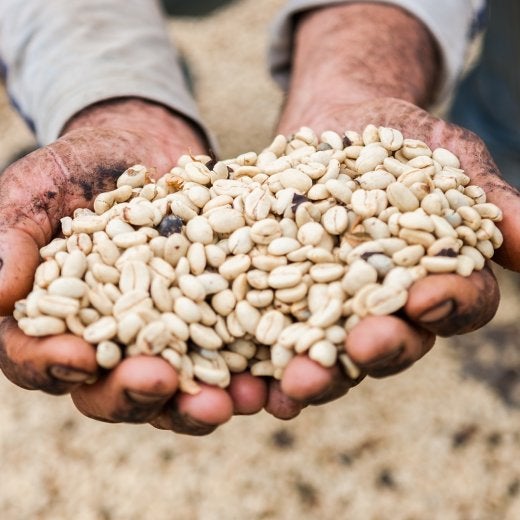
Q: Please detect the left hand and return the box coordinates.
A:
[262,96,518,418]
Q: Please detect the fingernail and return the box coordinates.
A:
[360,346,404,370]
[49,365,91,383]
[170,410,217,435]
[418,299,456,323]
[125,390,168,405]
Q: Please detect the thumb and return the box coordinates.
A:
[450,132,520,272]
[0,228,41,315]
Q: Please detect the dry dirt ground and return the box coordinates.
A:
[1,1,520,519]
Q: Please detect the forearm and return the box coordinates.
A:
[281,3,439,126]
[0,0,205,145]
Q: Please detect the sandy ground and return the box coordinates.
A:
[1,1,520,519]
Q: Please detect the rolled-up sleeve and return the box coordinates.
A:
[0,0,208,145]
[269,0,488,103]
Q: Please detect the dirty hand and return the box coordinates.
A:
[0,98,268,435]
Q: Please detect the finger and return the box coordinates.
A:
[264,380,304,420]
[151,384,234,436]
[405,266,499,336]
[0,317,97,394]
[427,123,520,272]
[0,230,43,314]
[346,315,435,378]
[71,356,178,424]
[281,355,354,404]
[227,372,268,415]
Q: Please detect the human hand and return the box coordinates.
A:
[0,98,272,435]
[264,96,518,416]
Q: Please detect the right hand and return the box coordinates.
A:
[0,98,269,435]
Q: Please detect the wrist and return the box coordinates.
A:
[62,97,208,154]
[281,3,439,130]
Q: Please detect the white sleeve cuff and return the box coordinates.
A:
[0,0,212,146]
[269,0,486,104]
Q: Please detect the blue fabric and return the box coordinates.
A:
[450,0,520,185]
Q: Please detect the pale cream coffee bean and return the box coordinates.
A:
[91,263,120,285]
[325,179,352,204]
[325,325,346,344]
[268,265,302,289]
[48,277,87,299]
[112,231,147,249]
[228,227,254,254]
[308,298,343,328]
[358,170,395,190]
[117,313,145,344]
[250,360,275,377]
[355,145,388,173]
[378,126,404,151]
[83,316,117,344]
[365,286,408,315]
[473,203,503,221]
[432,148,460,168]
[18,316,66,337]
[96,341,122,369]
[61,250,88,279]
[280,168,312,194]
[219,254,252,280]
[309,263,344,283]
[161,348,183,370]
[207,208,245,234]
[297,222,325,246]
[270,343,294,369]
[112,290,149,317]
[173,297,202,323]
[392,244,425,266]
[309,340,337,368]
[456,255,475,277]
[351,189,387,218]
[162,234,189,267]
[398,228,435,248]
[275,282,308,304]
[321,206,349,235]
[294,327,325,353]
[341,260,378,295]
[255,310,285,345]
[205,244,227,268]
[34,260,60,288]
[235,300,261,335]
[247,289,274,308]
[119,261,150,294]
[231,273,249,302]
[189,323,223,350]
[37,295,80,318]
[339,353,362,380]
[40,238,68,260]
[427,237,460,257]
[65,314,85,336]
[420,256,459,273]
[136,321,170,354]
[185,216,213,244]
[401,139,432,159]
[150,276,173,312]
[399,212,434,232]
[177,274,206,302]
[250,219,282,245]
[267,237,301,256]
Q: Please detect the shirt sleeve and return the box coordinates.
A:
[269,0,488,103]
[0,0,210,146]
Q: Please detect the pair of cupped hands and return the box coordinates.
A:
[1,96,519,436]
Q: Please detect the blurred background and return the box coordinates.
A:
[1,1,520,518]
